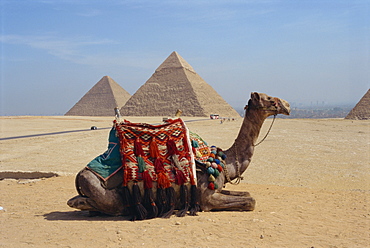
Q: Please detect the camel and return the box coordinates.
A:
[67,92,290,218]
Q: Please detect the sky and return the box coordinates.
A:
[0,0,369,115]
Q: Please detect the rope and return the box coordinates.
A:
[254,114,277,146]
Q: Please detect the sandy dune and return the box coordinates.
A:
[0,116,369,247]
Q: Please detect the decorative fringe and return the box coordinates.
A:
[143,188,158,219]
[156,187,167,217]
[189,184,200,216]
[176,184,189,217]
[142,170,157,219]
[118,185,132,215]
[132,182,147,220]
[162,187,175,218]
[149,139,160,158]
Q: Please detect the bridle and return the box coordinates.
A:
[223,101,279,185]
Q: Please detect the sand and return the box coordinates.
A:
[0,116,369,247]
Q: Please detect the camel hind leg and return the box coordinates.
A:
[67,168,125,216]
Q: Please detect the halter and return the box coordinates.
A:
[223,105,278,185]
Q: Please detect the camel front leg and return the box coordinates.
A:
[201,192,256,212]
[220,190,251,197]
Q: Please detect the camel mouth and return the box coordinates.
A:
[278,99,290,115]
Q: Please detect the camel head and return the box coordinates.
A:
[245,92,290,117]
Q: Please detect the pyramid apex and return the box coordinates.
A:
[155,51,195,73]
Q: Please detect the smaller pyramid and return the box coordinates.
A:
[65,76,131,116]
[345,89,370,120]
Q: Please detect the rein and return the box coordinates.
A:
[254,113,277,146]
[223,112,277,185]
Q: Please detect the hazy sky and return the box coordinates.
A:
[1,0,369,115]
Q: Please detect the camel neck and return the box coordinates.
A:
[224,109,267,180]
[236,109,266,145]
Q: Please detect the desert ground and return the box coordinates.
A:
[0,116,369,248]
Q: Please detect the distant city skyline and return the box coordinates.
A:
[1,0,369,116]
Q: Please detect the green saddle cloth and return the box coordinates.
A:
[86,127,122,180]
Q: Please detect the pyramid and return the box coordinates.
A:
[120,51,240,117]
[345,89,370,120]
[65,76,131,116]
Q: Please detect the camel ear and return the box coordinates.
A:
[250,92,260,105]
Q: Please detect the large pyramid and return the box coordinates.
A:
[345,89,370,120]
[65,76,131,116]
[120,51,239,117]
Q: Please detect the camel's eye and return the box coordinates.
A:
[267,97,271,100]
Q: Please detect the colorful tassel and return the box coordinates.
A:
[176,184,189,217]
[137,156,146,173]
[142,170,153,189]
[132,182,147,220]
[154,158,165,173]
[143,188,158,219]
[134,138,144,157]
[207,167,215,175]
[208,182,215,190]
[156,187,167,217]
[162,187,175,218]
[175,169,187,185]
[208,174,216,182]
[191,140,199,148]
[149,139,160,158]
[118,186,132,214]
[166,139,178,155]
[213,168,220,177]
[157,171,171,189]
[189,184,200,216]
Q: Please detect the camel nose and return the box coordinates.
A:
[279,99,291,115]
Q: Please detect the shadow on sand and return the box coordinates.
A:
[42,211,132,221]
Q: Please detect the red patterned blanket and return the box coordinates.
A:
[114,118,199,188]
